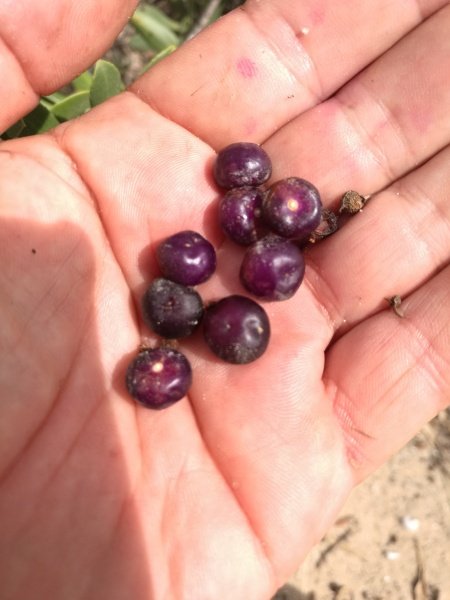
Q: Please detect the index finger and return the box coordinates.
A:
[132,0,446,147]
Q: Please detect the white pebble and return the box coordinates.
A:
[401,515,420,532]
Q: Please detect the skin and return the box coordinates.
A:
[0,0,449,598]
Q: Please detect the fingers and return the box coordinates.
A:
[132,0,447,147]
[0,37,39,133]
[304,141,450,335]
[326,262,450,483]
[0,0,138,131]
[263,5,450,334]
[56,5,450,337]
[54,93,218,298]
[265,4,450,197]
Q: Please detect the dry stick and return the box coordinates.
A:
[186,0,222,40]
[315,526,355,568]
[411,537,429,600]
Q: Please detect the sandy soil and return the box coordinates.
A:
[273,408,450,600]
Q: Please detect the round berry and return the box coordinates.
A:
[157,230,216,286]
[142,278,204,339]
[240,235,305,301]
[219,186,266,245]
[263,177,322,240]
[203,295,270,364]
[214,142,272,189]
[126,347,192,409]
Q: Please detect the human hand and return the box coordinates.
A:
[1,1,449,599]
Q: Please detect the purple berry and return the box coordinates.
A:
[126,347,192,409]
[157,230,216,286]
[214,142,272,189]
[240,235,305,301]
[263,177,322,240]
[219,186,266,245]
[203,295,270,364]
[142,278,204,339]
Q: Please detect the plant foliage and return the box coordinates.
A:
[1,0,244,139]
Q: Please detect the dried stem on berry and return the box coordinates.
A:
[309,208,338,242]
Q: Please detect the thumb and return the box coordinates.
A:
[0,0,138,131]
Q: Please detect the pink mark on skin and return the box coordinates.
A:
[236,57,258,79]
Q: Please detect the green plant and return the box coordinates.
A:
[1,1,244,140]
[1,59,124,139]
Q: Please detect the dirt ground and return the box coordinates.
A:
[273,408,450,600]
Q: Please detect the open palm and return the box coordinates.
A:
[1,1,449,598]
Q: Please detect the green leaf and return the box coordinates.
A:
[1,119,26,140]
[50,90,91,120]
[129,32,153,52]
[136,4,187,33]
[89,60,124,107]
[41,91,66,108]
[140,45,177,75]
[130,6,180,52]
[21,102,60,135]
[72,71,93,92]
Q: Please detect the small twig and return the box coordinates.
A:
[186,0,222,40]
[411,538,429,600]
[315,526,354,568]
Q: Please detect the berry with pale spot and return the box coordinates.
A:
[126,347,192,409]
[263,177,322,240]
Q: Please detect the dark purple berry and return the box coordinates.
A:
[240,235,305,301]
[157,230,216,286]
[142,278,204,339]
[126,347,192,409]
[203,295,270,364]
[214,142,272,189]
[219,186,266,245]
[263,177,322,240]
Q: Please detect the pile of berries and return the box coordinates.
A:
[126,142,323,409]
